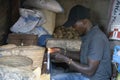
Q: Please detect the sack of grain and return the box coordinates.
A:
[24,0,64,13]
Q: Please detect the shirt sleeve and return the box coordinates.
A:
[88,35,105,61]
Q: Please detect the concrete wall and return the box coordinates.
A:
[56,0,111,32]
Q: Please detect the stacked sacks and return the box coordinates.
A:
[10,8,52,47]
[24,0,64,13]
[10,8,47,34]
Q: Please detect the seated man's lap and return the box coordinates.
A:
[50,63,90,80]
[51,73,90,80]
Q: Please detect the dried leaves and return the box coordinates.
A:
[53,26,80,39]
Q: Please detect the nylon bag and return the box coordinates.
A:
[113,45,120,72]
[24,0,64,13]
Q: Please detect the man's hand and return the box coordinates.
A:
[48,47,65,55]
[48,47,81,61]
[50,52,68,63]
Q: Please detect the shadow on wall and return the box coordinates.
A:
[90,10,108,36]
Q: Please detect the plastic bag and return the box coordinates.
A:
[10,8,46,33]
[10,17,39,33]
[38,34,52,47]
[113,45,120,72]
[24,0,64,13]
[20,8,46,26]
[26,26,49,37]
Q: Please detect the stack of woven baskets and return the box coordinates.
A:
[0,44,46,80]
[0,44,45,69]
[0,55,33,69]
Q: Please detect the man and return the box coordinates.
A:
[50,5,111,80]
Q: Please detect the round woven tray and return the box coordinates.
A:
[0,55,33,70]
[18,46,45,68]
[0,45,45,69]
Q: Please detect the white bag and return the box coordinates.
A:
[20,8,46,26]
[26,26,49,37]
[24,0,64,13]
[10,17,39,33]
[10,8,46,33]
[0,65,35,80]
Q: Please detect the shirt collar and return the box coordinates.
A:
[81,25,99,41]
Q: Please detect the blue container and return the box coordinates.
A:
[38,35,52,47]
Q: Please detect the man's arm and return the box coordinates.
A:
[48,48,80,61]
[65,57,99,76]
[50,53,99,76]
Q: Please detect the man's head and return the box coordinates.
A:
[63,5,91,36]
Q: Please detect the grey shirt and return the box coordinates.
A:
[80,26,111,80]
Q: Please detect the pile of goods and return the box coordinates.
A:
[53,26,80,39]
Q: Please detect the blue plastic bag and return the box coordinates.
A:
[113,45,120,72]
[38,35,52,47]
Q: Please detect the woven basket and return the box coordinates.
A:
[0,65,35,80]
[17,46,45,69]
[0,44,17,50]
[0,45,45,69]
[0,44,18,56]
[0,55,33,70]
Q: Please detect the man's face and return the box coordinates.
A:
[72,20,87,36]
